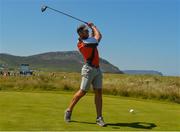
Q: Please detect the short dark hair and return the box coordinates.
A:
[77,24,88,34]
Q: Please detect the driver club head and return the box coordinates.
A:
[41,6,48,12]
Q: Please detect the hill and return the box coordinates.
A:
[0,51,123,73]
[123,70,163,76]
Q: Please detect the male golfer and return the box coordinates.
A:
[64,22,105,127]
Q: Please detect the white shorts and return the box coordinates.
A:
[80,64,103,92]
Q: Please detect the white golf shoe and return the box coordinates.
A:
[64,110,72,122]
[96,117,106,127]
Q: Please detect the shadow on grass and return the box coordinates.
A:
[71,120,157,129]
[71,120,96,125]
[106,122,157,129]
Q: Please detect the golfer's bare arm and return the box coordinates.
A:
[88,23,102,42]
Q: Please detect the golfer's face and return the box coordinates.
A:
[81,30,89,39]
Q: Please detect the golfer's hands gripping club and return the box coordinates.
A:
[87,22,95,28]
[87,22,102,42]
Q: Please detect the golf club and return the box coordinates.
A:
[41,5,88,25]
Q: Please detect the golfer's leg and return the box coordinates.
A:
[67,64,91,112]
[67,90,86,112]
[94,89,102,117]
[93,68,103,118]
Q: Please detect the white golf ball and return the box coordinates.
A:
[129,109,134,113]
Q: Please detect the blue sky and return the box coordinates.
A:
[0,0,179,76]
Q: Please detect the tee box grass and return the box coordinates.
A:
[0,91,180,131]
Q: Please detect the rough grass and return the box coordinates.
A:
[0,72,179,103]
[103,74,180,103]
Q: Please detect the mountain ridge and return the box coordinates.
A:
[0,51,123,73]
[123,70,163,76]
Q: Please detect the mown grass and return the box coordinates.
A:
[0,72,179,103]
[0,91,180,131]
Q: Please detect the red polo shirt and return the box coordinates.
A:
[77,37,99,67]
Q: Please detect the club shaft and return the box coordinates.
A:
[47,6,88,25]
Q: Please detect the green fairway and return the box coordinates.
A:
[0,91,180,131]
